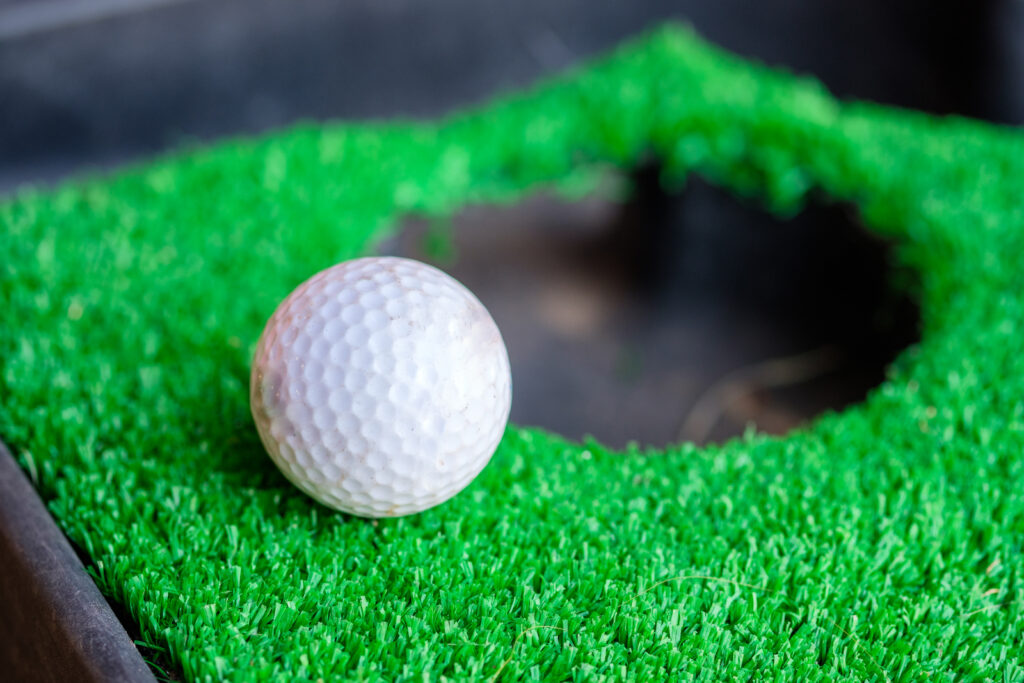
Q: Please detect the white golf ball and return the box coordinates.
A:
[250,256,512,517]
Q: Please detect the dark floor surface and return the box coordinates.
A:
[2,0,1022,191]
[387,174,919,447]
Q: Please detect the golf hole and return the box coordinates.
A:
[384,168,920,448]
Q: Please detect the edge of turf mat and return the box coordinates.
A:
[0,440,156,683]
[2,22,1024,682]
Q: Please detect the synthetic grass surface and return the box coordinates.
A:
[2,24,1024,682]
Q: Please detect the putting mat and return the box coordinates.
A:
[2,24,1023,682]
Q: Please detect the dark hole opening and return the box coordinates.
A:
[384,166,921,448]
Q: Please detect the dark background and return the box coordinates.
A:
[2,0,1021,192]
[2,0,1022,446]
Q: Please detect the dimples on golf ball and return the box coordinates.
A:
[250,257,511,517]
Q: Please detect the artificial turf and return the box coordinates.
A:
[2,23,1024,682]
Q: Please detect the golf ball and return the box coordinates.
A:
[250,257,512,517]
